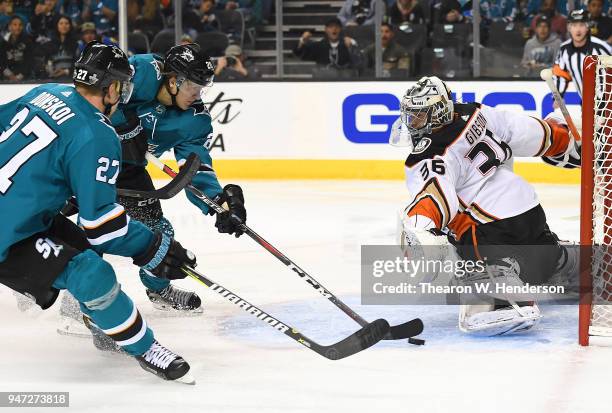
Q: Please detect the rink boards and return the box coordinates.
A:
[0,81,582,183]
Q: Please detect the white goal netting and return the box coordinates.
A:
[589,56,612,336]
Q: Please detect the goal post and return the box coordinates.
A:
[579,55,612,346]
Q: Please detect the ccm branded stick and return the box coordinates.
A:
[145,152,425,344]
[182,265,390,360]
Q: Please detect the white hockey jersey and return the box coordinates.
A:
[403,103,569,242]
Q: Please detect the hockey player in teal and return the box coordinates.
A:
[110,43,247,312]
[0,42,197,383]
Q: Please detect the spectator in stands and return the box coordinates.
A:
[42,14,77,80]
[521,15,561,74]
[387,0,425,25]
[0,15,33,81]
[90,0,118,35]
[432,0,467,24]
[529,0,567,38]
[214,44,260,80]
[0,0,13,32]
[338,0,376,26]
[76,21,117,53]
[184,0,220,36]
[30,0,58,40]
[293,18,361,71]
[588,0,612,43]
[77,21,97,54]
[364,22,409,76]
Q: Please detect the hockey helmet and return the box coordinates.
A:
[164,43,215,97]
[397,76,454,145]
[568,9,590,24]
[73,41,134,104]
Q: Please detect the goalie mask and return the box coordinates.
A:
[392,76,454,148]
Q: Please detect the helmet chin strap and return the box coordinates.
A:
[102,87,121,116]
[164,76,184,107]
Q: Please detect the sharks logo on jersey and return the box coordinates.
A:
[192,101,209,116]
[149,60,161,81]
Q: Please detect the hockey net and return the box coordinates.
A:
[580,55,612,345]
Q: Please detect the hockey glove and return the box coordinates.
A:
[213,184,246,238]
[541,139,581,169]
[133,232,196,280]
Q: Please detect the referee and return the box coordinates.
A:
[553,9,612,97]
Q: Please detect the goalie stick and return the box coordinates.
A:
[115,153,202,200]
[145,152,425,344]
[182,265,390,360]
[540,68,582,142]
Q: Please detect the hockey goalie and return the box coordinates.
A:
[391,76,579,336]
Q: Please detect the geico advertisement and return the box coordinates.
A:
[0,81,580,161]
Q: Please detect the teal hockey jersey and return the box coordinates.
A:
[111,54,223,214]
[0,83,154,261]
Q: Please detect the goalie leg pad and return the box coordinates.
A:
[459,303,541,336]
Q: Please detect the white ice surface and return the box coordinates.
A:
[1,181,610,413]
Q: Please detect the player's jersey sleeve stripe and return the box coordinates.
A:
[532,117,552,156]
[79,204,130,244]
[79,204,125,228]
[83,215,131,245]
[406,178,451,228]
[406,196,444,229]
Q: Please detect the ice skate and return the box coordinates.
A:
[136,340,195,385]
[146,284,203,315]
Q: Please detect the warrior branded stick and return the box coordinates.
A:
[116,153,201,200]
[182,266,390,360]
[540,68,582,142]
[146,153,425,343]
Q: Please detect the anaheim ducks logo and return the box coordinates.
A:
[412,137,431,154]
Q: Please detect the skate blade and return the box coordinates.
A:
[56,328,92,338]
[150,302,204,317]
[175,372,196,385]
[56,321,93,338]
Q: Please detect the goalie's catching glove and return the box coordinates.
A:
[213,184,246,238]
[134,232,196,279]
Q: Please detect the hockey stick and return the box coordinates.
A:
[145,152,425,344]
[182,265,390,360]
[540,68,582,142]
[115,153,202,200]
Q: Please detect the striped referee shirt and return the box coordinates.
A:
[553,35,612,97]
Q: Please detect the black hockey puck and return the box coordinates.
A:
[408,337,425,346]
